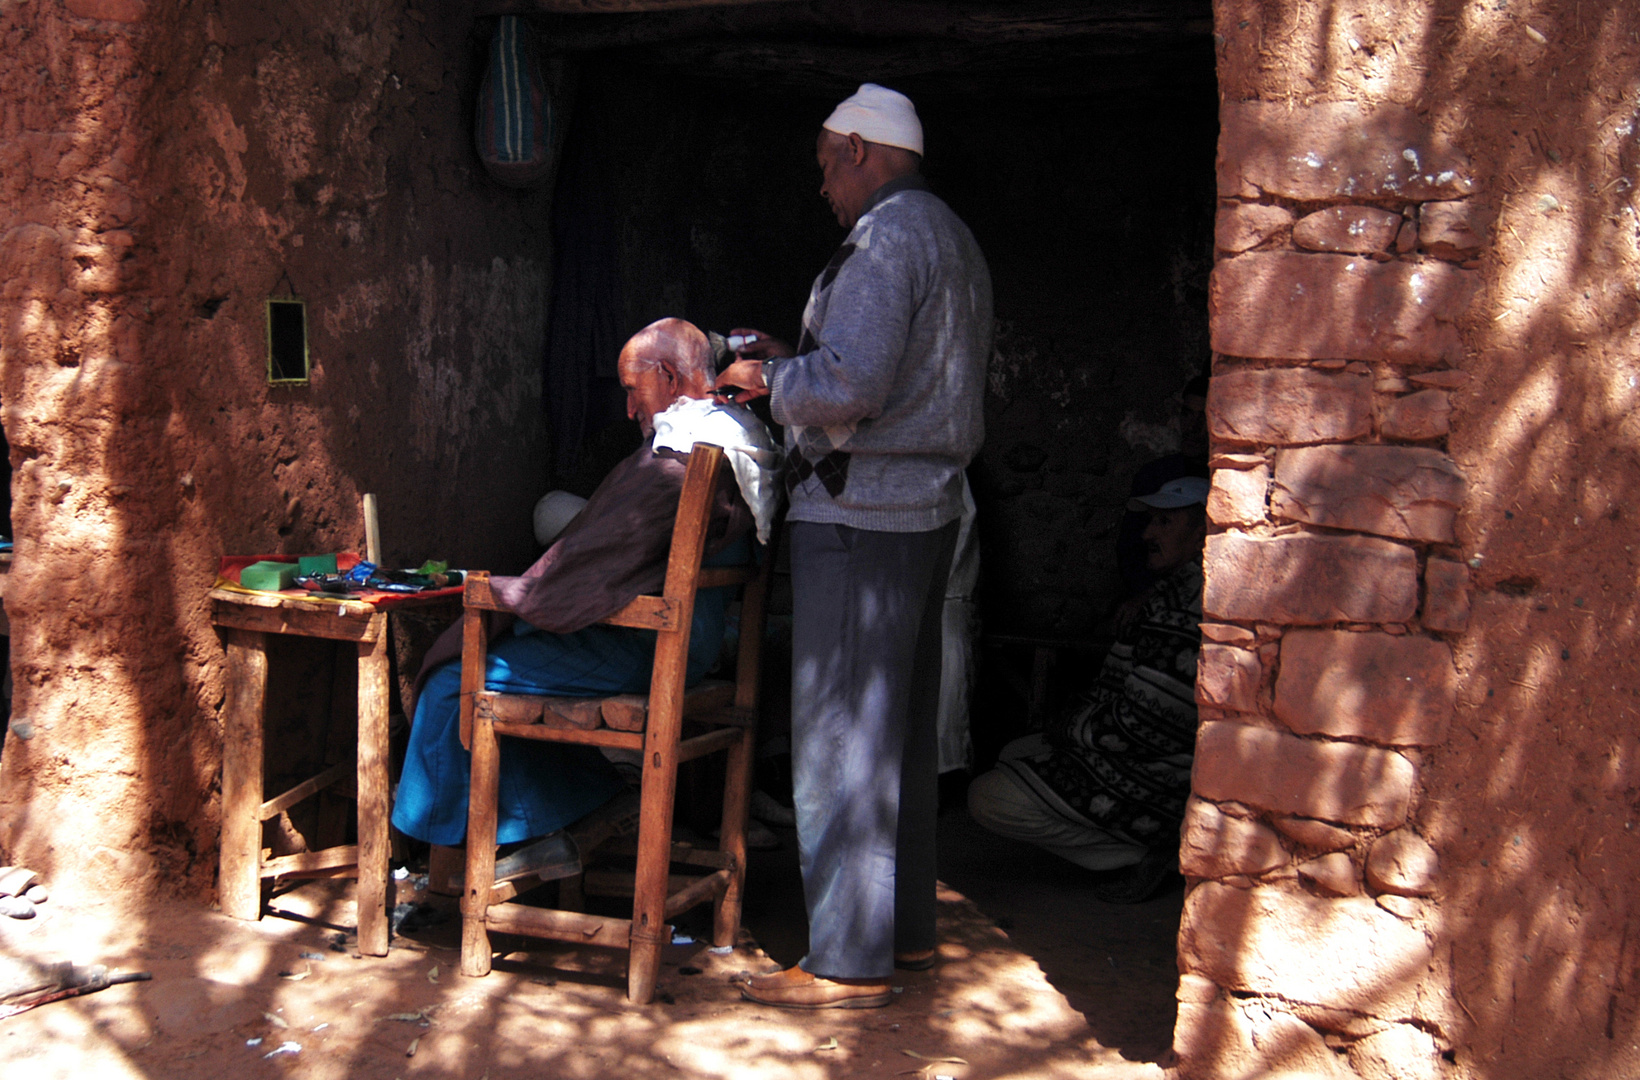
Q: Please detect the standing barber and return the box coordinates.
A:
[717,83,993,1009]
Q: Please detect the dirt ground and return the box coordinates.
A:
[0,808,1182,1079]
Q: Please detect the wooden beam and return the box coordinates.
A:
[514,0,1213,54]
[663,868,731,920]
[210,595,381,644]
[259,762,350,821]
[477,0,797,14]
[484,903,634,947]
[263,845,359,878]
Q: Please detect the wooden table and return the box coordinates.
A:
[210,586,457,956]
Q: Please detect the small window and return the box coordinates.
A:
[266,298,309,384]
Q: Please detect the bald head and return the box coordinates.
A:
[617,317,717,436]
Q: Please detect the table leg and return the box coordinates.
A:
[356,625,391,956]
[220,628,269,921]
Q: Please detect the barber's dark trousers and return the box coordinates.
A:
[789,520,959,980]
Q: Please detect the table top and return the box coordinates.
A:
[209,585,463,621]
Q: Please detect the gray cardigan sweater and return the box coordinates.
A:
[769,176,993,533]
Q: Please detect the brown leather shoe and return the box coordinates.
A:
[739,965,892,1009]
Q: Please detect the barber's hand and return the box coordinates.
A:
[714,358,770,404]
[726,327,795,360]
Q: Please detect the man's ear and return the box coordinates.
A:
[847,132,868,166]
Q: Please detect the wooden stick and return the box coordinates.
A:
[259,762,350,821]
[263,845,359,878]
[664,869,731,921]
[483,904,632,947]
[362,493,382,565]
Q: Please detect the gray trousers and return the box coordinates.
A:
[789,520,959,980]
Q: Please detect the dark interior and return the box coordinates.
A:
[499,0,1218,767]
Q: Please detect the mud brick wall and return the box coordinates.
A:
[0,2,551,896]
[1185,2,1640,1078]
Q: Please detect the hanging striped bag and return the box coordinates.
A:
[475,16,554,188]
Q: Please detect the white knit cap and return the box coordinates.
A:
[822,83,923,156]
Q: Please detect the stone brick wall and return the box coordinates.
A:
[1187,1,1640,1077]
[1180,91,1474,1073]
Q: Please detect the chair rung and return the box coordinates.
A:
[697,567,756,588]
[663,869,732,920]
[484,903,633,947]
[582,868,698,899]
[679,726,743,763]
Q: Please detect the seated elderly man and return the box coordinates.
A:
[392,317,779,883]
[968,476,1206,904]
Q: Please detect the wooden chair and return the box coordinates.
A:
[456,443,768,1003]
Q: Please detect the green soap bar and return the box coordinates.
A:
[298,554,339,575]
[241,560,298,591]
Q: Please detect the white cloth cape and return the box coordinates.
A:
[650,396,782,545]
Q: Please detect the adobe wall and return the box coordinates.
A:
[1186,1,1640,1078]
[0,1,552,895]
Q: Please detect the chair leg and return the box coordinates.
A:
[628,734,683,1003]
[713,726,756,948]
[460,706,500,978]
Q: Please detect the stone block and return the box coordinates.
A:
[1419,200,1489,259]
[1179,882,1435,1014]
[1349,1023,1444,1080]
[1177,972,1221,1004]
[1218,100,1476,201]
[65,0,146,19]
[1272,444,1465,543]
[1198,644,1263,713]
[1410,369,1468,389]
[1204,533,1419,625]
[1180,797,1288,879]
[1380,389,1451,441]
[1395,218,1419,254]
[1194,721,1416,827]
[1174,997,1353,1080]
[1366,831,1439,897]
[1216,203,1293,253]
[1208,367,1372,446]
[1423,558,1471,633]
[1273,630,1456,747]
[1211,252,1478,365]
[1274,816,1356,853]
[1377,894,1424,920]
[1201,623,1256,646]
[1292,206,1404,253]
[1208,464,1269,526]
[1297,851,1358,896]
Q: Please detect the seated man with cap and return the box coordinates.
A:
[967,476,1207,903]
[392,317,780,883]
